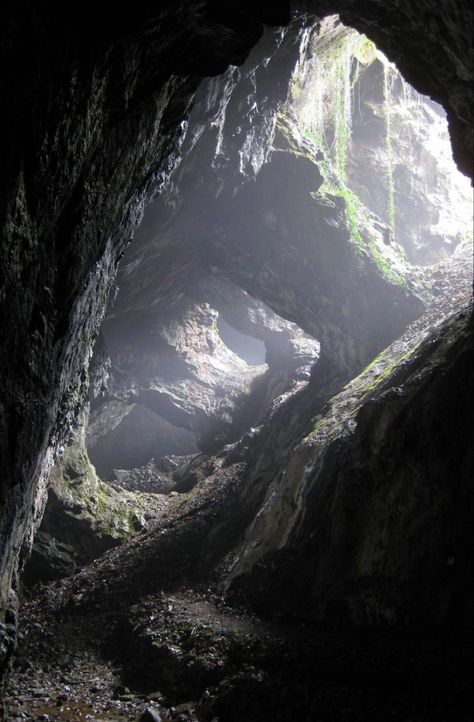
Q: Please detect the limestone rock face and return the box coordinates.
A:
[225,303,474,626]
[113,67,424,408]
[0,4,289,677]
[291,19,473,265]
[302,0,474,178]
[85,28,432,486]
[90,297,265,474]
[349,63,472,264]
[90,269,320,476]
[21,421,162,589]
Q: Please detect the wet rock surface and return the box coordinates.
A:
[20,426,180,590]
[290,18,473,266]
[303,0,474,178]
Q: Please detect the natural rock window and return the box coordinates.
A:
[216,317,267,367]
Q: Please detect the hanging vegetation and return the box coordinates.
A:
[287,18,410,286]
[384,63,397,243]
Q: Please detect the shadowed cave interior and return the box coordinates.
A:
[0,6,473,722]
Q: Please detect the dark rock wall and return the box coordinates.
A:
[0,0,284,681]
[226,305,474,626]
[21,423,161,590]
[0,0,472,688]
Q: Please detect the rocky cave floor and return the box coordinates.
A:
[5,244,474,722]
[6,493,474,722]
[5,587,472,722]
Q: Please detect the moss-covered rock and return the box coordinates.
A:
[227,303,474,626]
[21,421,166,588]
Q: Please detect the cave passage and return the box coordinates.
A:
[75,17,473,490]
[7,11,473,722]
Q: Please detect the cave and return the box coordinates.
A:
[0,4,473,722]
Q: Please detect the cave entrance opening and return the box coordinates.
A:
[83,15,472,509]
[290,15,473,266]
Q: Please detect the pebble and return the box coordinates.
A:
[139,708,162,722]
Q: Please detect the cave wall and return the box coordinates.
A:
[21,417,153,590]
[86,20,438,487]
[0,1,290,681]
[91,272,319,472]
[224,305,474,626]
[30,304,472,637]
[111,74,425,396]
[0,0,472,688]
